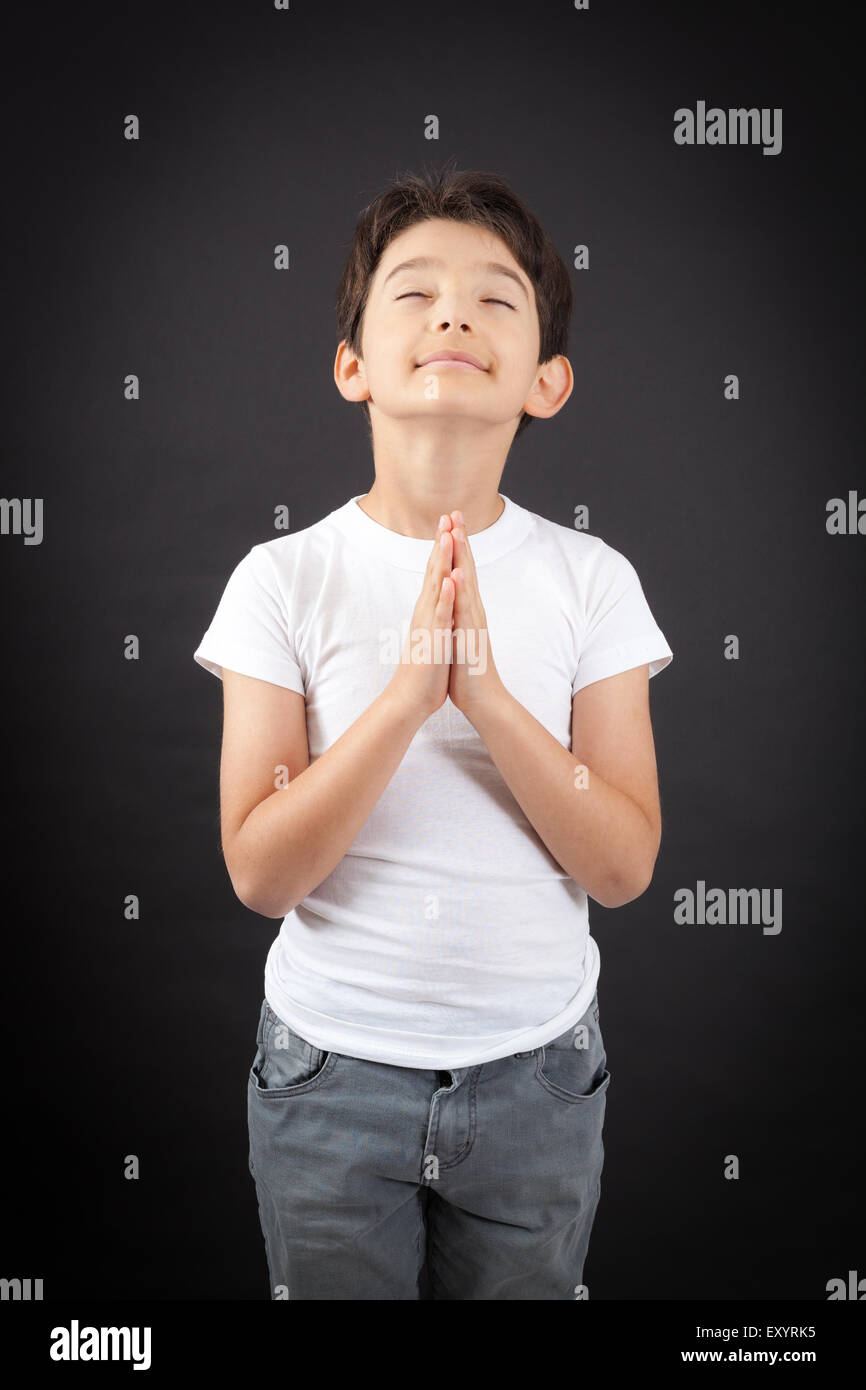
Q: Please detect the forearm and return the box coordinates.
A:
[468,686,657,908]
[234,686,425,917]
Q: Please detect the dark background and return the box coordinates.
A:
[1,0,862,1300]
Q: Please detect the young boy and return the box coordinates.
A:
[193,164,673,1300]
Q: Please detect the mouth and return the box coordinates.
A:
[416,351,488,372]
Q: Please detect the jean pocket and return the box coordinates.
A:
[534,993,610,1104]
[249,1000,337,1097]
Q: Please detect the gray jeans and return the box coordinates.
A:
[247,990,609,1300]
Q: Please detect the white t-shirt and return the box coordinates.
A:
[194,493,673,1068]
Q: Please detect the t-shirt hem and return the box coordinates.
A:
[572,632,673,696]
[193,640,305,695]
[262,935,600,1069]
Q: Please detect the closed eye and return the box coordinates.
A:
[396,292,516,310]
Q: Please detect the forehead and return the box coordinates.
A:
[373,218,530,292]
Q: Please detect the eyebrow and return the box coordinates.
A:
[381,256,529,300]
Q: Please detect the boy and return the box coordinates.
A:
[194,164,673,1300]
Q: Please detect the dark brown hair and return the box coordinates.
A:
[335,159,573,440]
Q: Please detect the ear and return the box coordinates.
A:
[522,354,574,421]
[334,339,371,403]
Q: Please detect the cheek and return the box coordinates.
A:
[493,342,530,379]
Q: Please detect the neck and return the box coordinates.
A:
[358,416,511,538]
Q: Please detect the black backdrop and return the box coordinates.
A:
[2,0,863,1305]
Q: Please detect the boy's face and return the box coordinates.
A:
[336,218,571,433]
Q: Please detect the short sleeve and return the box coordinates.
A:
[193,544,305,694]
[572,548,673,696]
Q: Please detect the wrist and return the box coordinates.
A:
[457,676,512,729]
[381,677,431,735]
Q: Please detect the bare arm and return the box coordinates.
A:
[220,518,458,918]
[446,512,663,910]
[226,681,432,916]
[467,667,661,909]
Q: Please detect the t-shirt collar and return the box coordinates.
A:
[327,492,532,571]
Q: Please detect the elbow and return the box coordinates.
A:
[590,882,637,910]
[230,870,292,920]
[615,852,658,907]
[609,877,650,909]
[224,838,293,919]
[593,853,657,910]
[610,815,661,906]
[240,888,291,920]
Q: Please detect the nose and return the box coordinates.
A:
[429,287,476,335]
